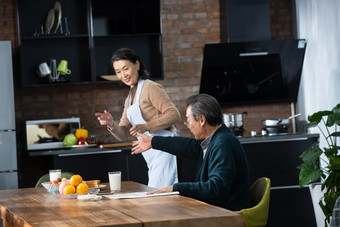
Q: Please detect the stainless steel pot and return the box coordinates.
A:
[223,112,247,128]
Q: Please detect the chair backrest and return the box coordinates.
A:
[240,177,271,227]
[35,172,74,188]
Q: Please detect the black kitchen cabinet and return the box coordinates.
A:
[240,133,319,227]
[17,0,163,87]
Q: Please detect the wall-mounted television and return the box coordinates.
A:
[199,39,307,106]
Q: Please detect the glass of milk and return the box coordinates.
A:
[49,169,61,182]
[108,171,121,192]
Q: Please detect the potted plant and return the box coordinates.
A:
[298,103,340,226]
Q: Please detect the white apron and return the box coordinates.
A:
[127,79,178,188]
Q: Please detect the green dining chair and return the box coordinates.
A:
[35,172,74,188]
[240,177,271,227]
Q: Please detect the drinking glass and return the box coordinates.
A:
[49,169,61,182]
[108,171,121,192]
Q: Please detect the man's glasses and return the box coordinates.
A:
[184,121,191,127]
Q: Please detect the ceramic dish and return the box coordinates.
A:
[52,1,62,33]
[45,9,55,34]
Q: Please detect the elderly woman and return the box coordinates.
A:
[95,48,180,188]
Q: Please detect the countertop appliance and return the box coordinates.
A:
[25,117,81,151]
[0,41,18,190]
[199,39,307,106]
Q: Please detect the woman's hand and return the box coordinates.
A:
[95,110,114,127]
[129,124,147,137]
[131,133,152,154]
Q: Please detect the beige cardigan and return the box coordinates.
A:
[108,79,181,141]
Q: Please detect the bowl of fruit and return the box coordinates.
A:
[58,174,99,199]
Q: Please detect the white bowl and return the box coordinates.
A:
[42,182,60,193]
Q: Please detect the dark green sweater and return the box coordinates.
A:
[151,124,250,211]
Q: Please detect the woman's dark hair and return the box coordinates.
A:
[111,48,149,79]
[186,94,223,126]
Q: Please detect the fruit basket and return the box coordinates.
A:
[42,182,60,194]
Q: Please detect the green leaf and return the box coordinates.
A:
[324,171,340,192]
[299,142,322,162]
[298,143,324,187]
[324,146,338,156]
[326,104,340,127]
[298,165,322,187]
[329,132,340,137]
[329,155,340,166]
[308,110,332,123]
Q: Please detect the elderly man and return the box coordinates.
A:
[132,94,250,211]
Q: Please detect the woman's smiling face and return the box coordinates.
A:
[113,59,140,87]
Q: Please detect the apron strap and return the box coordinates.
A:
[127,79,144,107]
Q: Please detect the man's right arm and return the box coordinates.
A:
[151,136,202,160]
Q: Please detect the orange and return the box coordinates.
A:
[70,174,83,187]
[76,183,89,194]
[63,185,76,195]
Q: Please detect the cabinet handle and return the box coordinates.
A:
[271,185,310,190]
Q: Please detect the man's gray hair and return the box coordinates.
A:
[186,94,223,126]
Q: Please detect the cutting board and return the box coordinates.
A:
[99,142,133,148]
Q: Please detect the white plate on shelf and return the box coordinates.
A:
[100,75,119,81]
[45,9,55,34]
[52,1,62,33]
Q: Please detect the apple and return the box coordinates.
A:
[76,137,87,145]
[59,180,71,194]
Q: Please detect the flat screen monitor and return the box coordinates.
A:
[199,39,307,106]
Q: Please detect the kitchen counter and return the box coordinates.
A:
[27,143,133,157]
[27,133,319,157]
[238,132,319,144]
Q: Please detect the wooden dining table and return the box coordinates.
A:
[0,181,245,227]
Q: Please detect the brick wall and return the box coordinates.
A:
[1,0,295,187]
[270,0,295,39]
[0,0,17,47]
